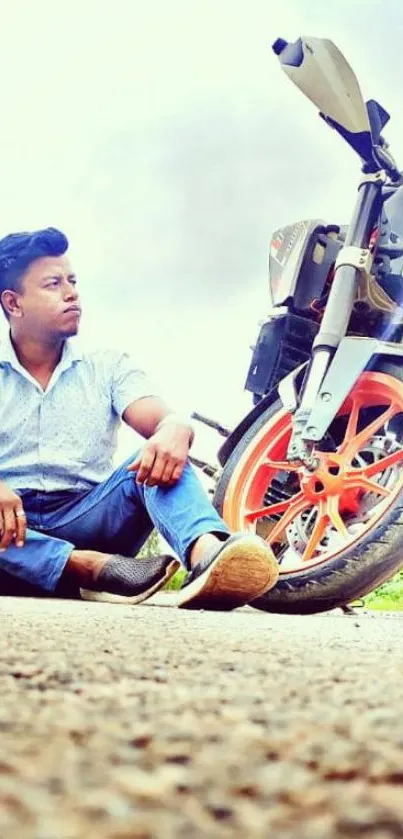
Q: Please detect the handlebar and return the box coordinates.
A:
[371,142,401,183]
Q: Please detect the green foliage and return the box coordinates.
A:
[137,529,162,559]
[137,529,186,590]
[164,569,186,590]
[363,568,403,610]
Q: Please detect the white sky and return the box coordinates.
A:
[0,0,401,465]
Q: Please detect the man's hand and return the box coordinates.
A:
[127,419,193,487]
[0,481,26,550]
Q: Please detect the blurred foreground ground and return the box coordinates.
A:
[1,596,403,839]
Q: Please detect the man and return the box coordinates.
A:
[0,227,278,609]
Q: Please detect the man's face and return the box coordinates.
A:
[6,254,82,339]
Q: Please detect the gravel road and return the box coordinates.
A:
[1,595,403,839]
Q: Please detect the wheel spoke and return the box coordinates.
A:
[326,496,350,539]
[301,502,328,562]
[341,404,396,458]
[360,449,403,478]
[245,496,293,523]
[344,395,361,442]
[267,493,312,545]
[347,475,391,498]
[263,458,300,473]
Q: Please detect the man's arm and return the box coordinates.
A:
[122,396,181,438]
[123,396,194,487]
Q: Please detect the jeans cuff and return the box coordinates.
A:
[183,525,230,569]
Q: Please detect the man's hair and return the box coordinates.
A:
[0,227,69,319]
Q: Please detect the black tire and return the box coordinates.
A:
[213,360,403,614]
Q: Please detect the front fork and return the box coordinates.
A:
[287,172,385,464]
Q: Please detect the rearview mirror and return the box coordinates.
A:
[273,36,371,136]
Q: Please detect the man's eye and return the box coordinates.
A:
[47,280,59,287]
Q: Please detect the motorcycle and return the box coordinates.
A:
[196,35,403,614]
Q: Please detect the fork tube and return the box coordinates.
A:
[300,179,382,413]
[313,180,381,352]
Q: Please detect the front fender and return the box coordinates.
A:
[219,337,403,467]
[217,364,307,466]
[217,389,279,466]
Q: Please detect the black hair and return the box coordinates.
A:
[0,227,69,319]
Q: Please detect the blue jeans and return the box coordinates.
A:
[0,453,229,594]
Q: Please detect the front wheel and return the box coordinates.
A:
[214,369,403,613]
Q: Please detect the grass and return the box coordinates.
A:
[359,569,403,611]
[362,598,403,611]
[137,533,187,591]
[164,569,186,591]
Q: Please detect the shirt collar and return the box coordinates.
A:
[0,331,83,370]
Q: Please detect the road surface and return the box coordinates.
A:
[0,595,403,838]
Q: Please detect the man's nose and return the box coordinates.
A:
[64,282,79,301]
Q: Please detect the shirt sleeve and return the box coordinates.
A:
[111,352,159,418]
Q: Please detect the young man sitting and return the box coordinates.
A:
[0,228,278,609]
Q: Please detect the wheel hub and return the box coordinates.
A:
[301,456,344,500]
[300,454,361,514]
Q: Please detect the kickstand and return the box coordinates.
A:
[339,599,365,615]
[340,604,356,615]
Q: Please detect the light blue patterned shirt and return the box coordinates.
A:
[0,332,157,492]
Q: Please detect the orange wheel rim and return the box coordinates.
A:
[223,372,403,574]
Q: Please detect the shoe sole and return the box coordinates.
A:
[79,558,181,605]
[174,536,279,610]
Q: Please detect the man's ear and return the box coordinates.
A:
[1,290,22,318]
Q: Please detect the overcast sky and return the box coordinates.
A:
[0,0,401,463]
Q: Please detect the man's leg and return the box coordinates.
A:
[39,454,278,609]
[37,457,229,567]
[0,494,179,602]
[125,460,279,608]
[0,528,74,592]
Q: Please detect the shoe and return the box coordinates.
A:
[174,532,279,610]
[79,554,181,604]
